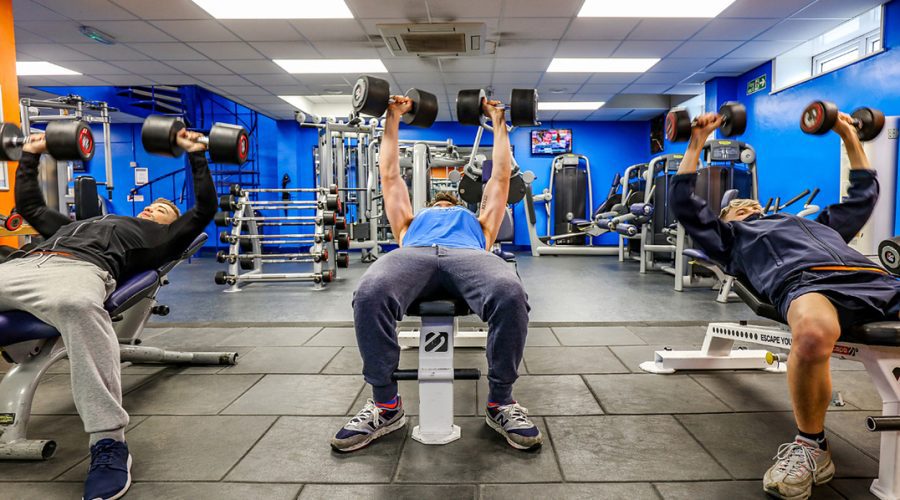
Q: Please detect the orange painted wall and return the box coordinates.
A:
[0,0,19,246]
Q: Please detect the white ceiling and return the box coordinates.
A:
[12,0,888,122]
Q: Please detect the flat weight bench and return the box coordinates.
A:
[0,233,238,460]
[392,294,481,445]
[640,277,900,500]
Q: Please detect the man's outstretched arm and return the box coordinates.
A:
[478,100,511,248]
[15,134,72,238]
[380,96,415,244]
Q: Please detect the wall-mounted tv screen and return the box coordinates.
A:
[531,129,572,155]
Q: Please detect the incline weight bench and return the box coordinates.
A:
[640,275,900,500]
[0,233,238,460]
[393,292,481,445]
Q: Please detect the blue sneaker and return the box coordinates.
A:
[83,439,132,500]
[331,398,407,452]
[486,402,543,450]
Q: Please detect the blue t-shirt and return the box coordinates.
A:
[402,206,487,250]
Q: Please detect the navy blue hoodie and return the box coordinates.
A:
[670,169,880,302]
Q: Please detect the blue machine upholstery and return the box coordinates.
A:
[0,311,62,346]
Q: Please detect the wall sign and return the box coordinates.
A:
[746,74,768,95]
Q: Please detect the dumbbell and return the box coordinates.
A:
[0,210,24,232]
[352,76,438,128]
[665,102,746,142]
[336,252,350,268]
[336,232,350,250]
[0,121,95,162]
[800,101,885,141]
[141,115,250,165]
[457,89,539,127]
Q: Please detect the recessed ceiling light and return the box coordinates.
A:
[578,0,735,18]
[324,88,344,95]
[549,88,568,94]
[192,0,353,19]
[16,61,81,76]
[547,58,659,73]
[273,59,388,74]
[538,102,605,111]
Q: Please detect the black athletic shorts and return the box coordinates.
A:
[775,269,900,330]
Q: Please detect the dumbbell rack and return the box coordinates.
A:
[215,191,340,291]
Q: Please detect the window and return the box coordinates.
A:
[774,6,883,91]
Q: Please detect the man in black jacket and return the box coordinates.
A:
[671,111,899,500]
[0,129,216,500]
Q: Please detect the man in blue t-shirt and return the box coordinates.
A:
[332,95,541,453]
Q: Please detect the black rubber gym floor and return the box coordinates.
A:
[0,253,879,499]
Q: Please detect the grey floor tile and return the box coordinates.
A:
[677,412,878,479]
[477,375,602,415]
[831,370,882,410]
[32,373,157,415]
[60,415,274,481]
[142,327,242,349]
[352,379,477,416]
[299,484,477,500]
[127,482,302,500]
[122,373,262,415]
[396,416,561,483]
[224,374,363,415]
[322,346,364,374]
[830,357,866,371]
[481,483,657,499]
[218,326,321,346]
[825,410,880,459]
[829,478,880,499]
[552,326,646,346]
[305,327,358,346]
[0,415,146,481]
[584,374,731,414]
[627,325,708,345]
[548,415,729,481]
[0,482,82,499]
[655,480,844,499]
[610,344,701,373]
[525,327,560,346]
[692,372,858,412]
[226,416,404,482]
[523,347,628,374]
[223,346,340,374]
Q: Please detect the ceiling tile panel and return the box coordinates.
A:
[248,41,320,59]
[12,0,68,21]
[648,57,715,72]
[495,39,559,58]
[666,83,705,95]
[667,40,743,58]
[110,0,212,19]
[85,21,177,42]
[612,41,678,58]
[691,18,780,41]
[754,19,846,41]
[428,0,502,17]
[345,1,429,19]
[555,40,619,57]
[540,73,592,85]
[579,83,628,94]
[491,72,543,85]
[493,58,551,72]
[190,42,265,60]
[705,57,768,72]
[499,0,583,17]
[87,74,155,85]
[719,0,817,18]
[623,83,672,94]
[728,40,800,58]
[131,43,207,60]
[13,27,50,44]
[151,20,240,42]
[17,43,96,61]
[439,58,495,73]
[219,20,304,42]
[264,85,315,95]
[66,43,151,60]
[242,74,302,86]
[289,20,369,41]
[111,60,181,74]
[195,74,254,86]
[16,21,93,43]
[634,72,692,84]
[219,60,287,74]
[564,18,640,41]
[499,18,571,40]
[165,60,232,74]
[311,41,380,58]
[586,73,643,84]
[627,19,710,41]
[34,0,136,20]
[64,60,133,75]
[793,0,886,19]
[621,109,668,120]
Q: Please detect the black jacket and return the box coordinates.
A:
[670,169,880,302]
[15,151,217,281]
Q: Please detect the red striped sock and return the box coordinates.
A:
[375,395,399,409]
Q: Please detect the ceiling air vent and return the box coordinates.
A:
[378,22,486,57]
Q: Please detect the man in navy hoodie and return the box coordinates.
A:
[671,111,898,500]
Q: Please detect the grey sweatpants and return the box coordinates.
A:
[353,246,530,405]
[0,255,127,443]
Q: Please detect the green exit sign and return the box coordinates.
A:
[747,74,767,95]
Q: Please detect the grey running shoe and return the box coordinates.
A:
[331,398,407,452]
[763,438,835,500]
[485,402,543,450]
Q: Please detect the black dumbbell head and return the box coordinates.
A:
[0,122,23,162]
[851,106,885,142]
[46,120,95,161]
[800,100,838,135]
[239,257,255,270]
[457,89,486,126]
[718,101,746,137]
[665,108,692,143]
[219,195,237,212]
[142,115,186,157]
[337,252,350,268]
[510,89,539,127]
[353,75,391,117]
[402,88,439,128]
[214,271,229,285]
[337,231,350,250]
[208,123,249,165]
[215,250,227,263]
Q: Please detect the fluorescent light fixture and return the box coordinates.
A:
[274,59,387,74]
[192,0,353,19]
[16,61,81,76]
[538,102,605,111]
[547,58,659,73]
[578,0,736,18]
[278,94,352,108]
[279,95,315,110]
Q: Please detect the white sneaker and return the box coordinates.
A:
[763,437,835,500]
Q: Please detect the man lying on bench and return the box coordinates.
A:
[0,130,215,500]
[331,95,541,452]
[671,111,898,499]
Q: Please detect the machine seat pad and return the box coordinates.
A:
[569,218,590,226]
[843,322,900,347]
[105,270,160,316]
[683,248,710,261]
[407,294,472,317]
[0,311,61,346]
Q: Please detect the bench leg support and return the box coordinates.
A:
[412,315,461,445]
